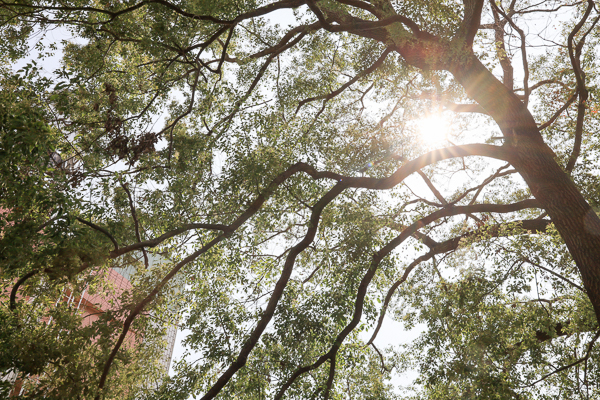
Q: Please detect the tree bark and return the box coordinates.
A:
[450,54,600,321]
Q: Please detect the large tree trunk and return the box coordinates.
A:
[451,55,600,321]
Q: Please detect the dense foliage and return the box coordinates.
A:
[1,0,600,399]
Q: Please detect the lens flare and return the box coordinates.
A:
[417,113,449,146]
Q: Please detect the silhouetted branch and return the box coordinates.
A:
[75,217,119,251]
[367,218,550,345]
[10,270,38,310]
[295,48,392,114]
[520,329,600,388]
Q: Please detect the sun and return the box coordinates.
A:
[416,113,450,146]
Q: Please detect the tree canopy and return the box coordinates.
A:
[2,0,600,399]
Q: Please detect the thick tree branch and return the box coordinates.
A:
[0,0,307,26]
[566,7,599,173]
[306,0,438,47]
[323,352,337,399]
[417,170,448,205]
[526,79,568,93]
[456,0,485,48]
[300,144,512,190]
[200,184,346,400]
[367,217,549,345]
[490,1,530,104]
[334,0,379,17]
[275,204,541,398]
[96,162,317,397]
[489,0,513,89]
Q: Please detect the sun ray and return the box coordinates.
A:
[417,113,450,147]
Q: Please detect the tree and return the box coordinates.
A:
[1,0,600,398]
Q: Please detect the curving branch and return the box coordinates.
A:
[334,0,379,17]
[370,343,391,372]
[210,26,235,75]
[538,90,578,131]
[366,252,433,346]
[323,352,337,399]
[10,270,39,310]
[0,0,307,26]
[248,22,320,60]
[566,6,600,173]
[490,1,530,105]
[367,218,550,345]
[306,0,438,44]
[300,144,512,190]
[520,329,600,388]
[274,203,542,398]
[455,0,485,48]
[522,256,585,292]
[96,162,317,398]
[526,79,568,93]
[110,223,229,258]
[119,180,148,268]
[75,217,119,251]
[200,183,346,400]
[489,0,513,90]
[417,170,448,205]
[295,47,392,114]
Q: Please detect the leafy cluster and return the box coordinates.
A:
[1,1,600,399]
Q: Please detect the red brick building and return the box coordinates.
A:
[4,254,178,396]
